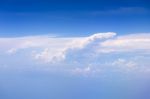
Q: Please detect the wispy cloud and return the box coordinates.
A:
[91,7,149,15]
[99,33,150,53]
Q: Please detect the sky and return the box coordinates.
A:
[0,0,150,37]
[0,0,150,99]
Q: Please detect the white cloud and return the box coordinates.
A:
[0,32,116,63]
[33,32,116,63]
[71,66,101,76]
[112,58,137,72]
[7,48,17,54]
[99,33,150,53]
[33,48,66,63]
[72,67,91,75]
[0,32,150,76]
[1,32,150,63]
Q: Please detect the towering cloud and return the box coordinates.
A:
[0,32,116,63]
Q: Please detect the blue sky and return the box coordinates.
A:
[0,0,150,37]
[0,0,150,99]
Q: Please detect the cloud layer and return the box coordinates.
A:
[0,32,150,76]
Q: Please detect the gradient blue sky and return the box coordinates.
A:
[0,0,150,37]
[0,0,150,99]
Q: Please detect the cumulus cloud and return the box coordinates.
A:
[0,32,116,63]
[111,58,138,73]
[33,48,66,63]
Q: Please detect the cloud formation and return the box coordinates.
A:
[0,32,150,76]
[1,32,116,63]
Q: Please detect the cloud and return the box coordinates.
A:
[0,32,150,76]
[33,48,66,63]
[0,32,150,57]
[0,32,116,63]
[0,35,55,54]
[91,7,149,15]
[111,58,137,73]
[112,58,136,68]
[71,66,101,77]
[1,32,150,63]
[99,33,150,53]
[72,67,92,76]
